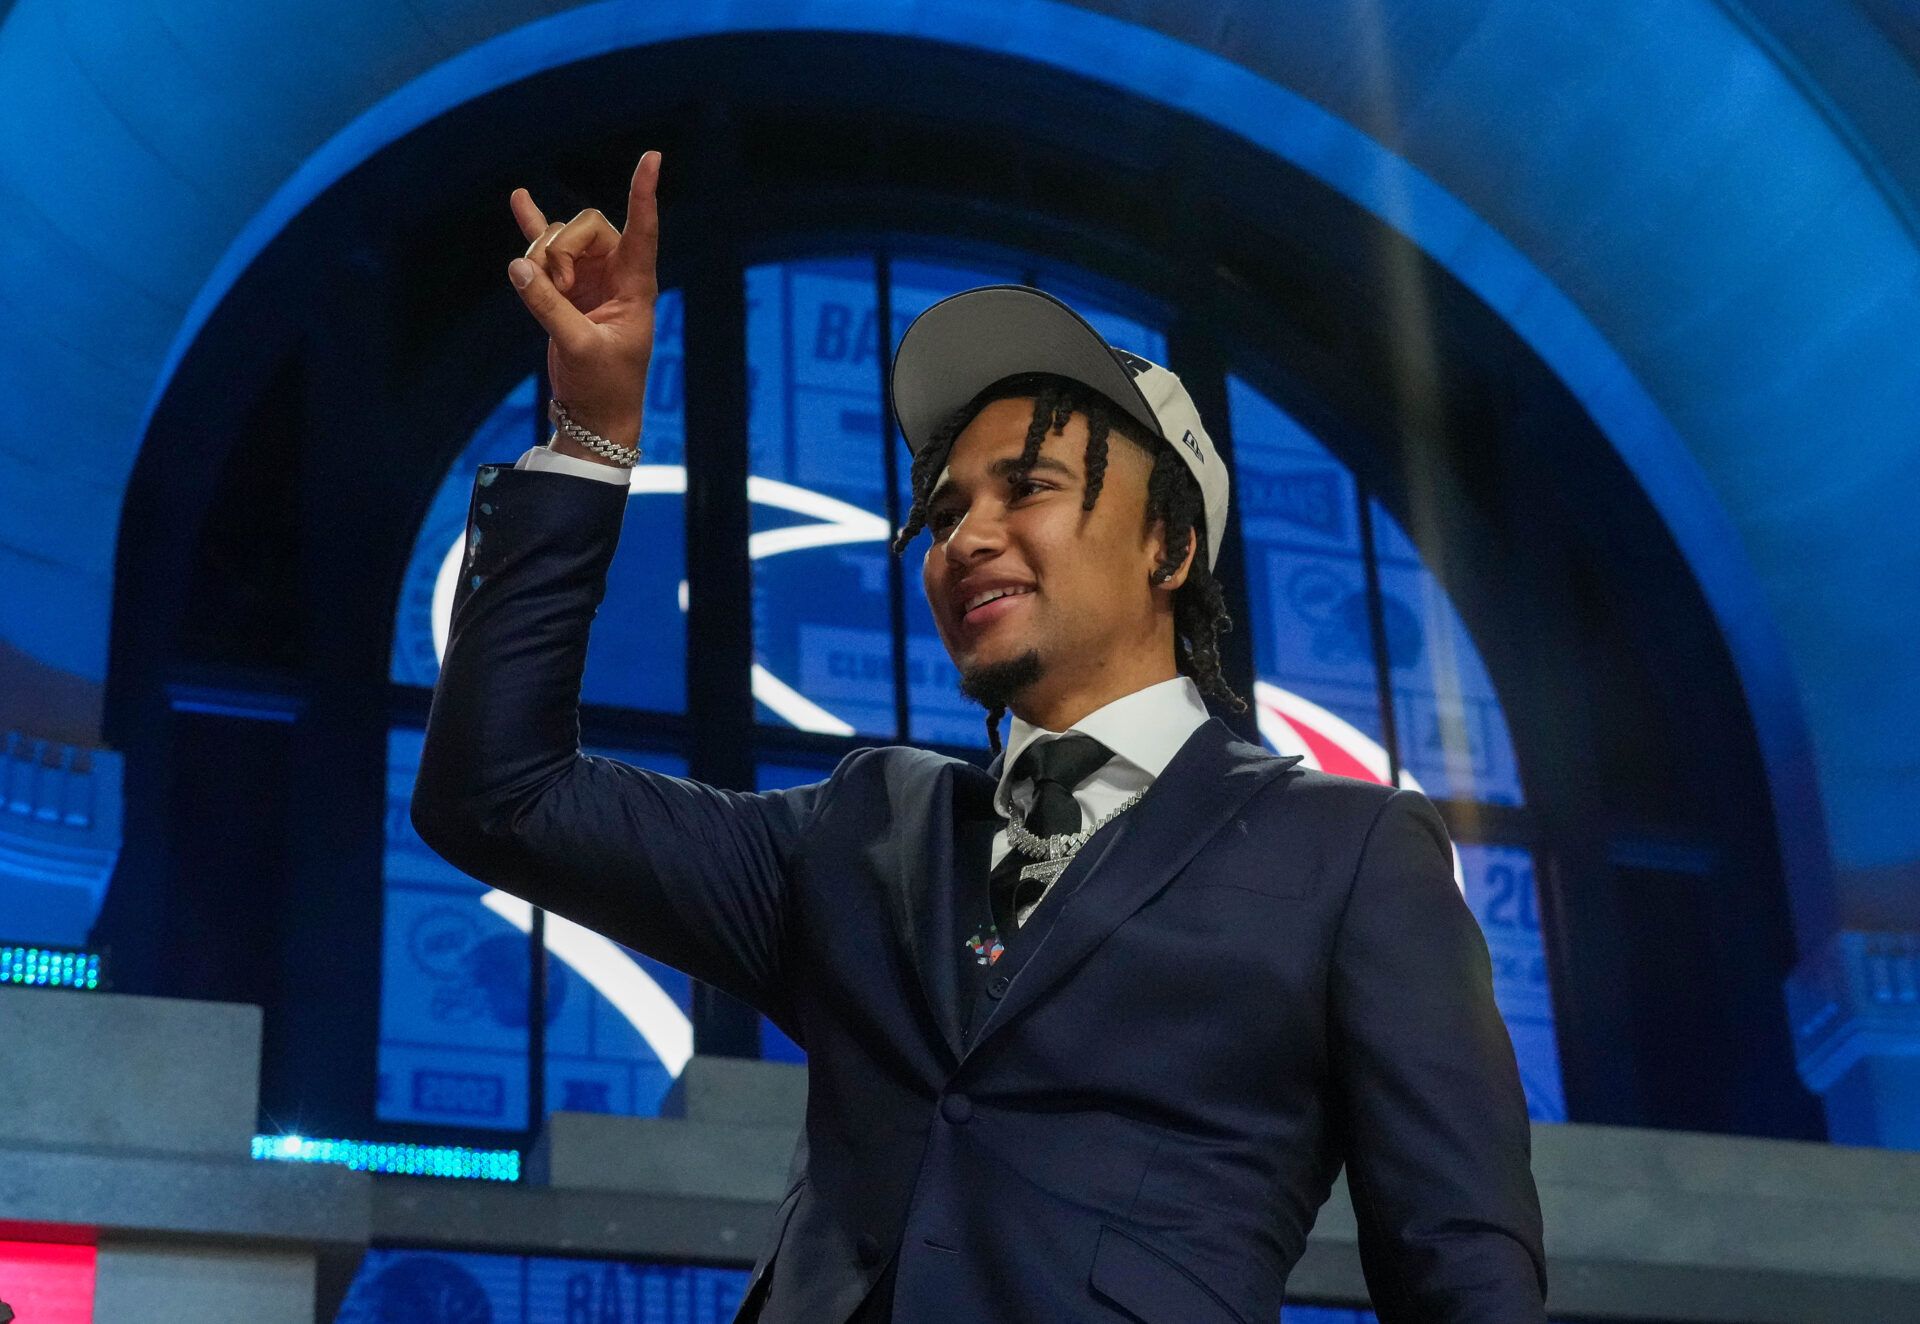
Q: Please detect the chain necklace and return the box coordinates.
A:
[1005,789,1146,890]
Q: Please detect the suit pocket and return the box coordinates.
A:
[1088,1222,1248,1324]
[1178,879,1306,900]
[1177,825,1311,900]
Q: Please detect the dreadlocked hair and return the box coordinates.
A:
[890,371,1246,754]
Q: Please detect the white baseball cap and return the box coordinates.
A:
[890,284,1230,571]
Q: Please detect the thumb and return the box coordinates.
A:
[508,257,595,356]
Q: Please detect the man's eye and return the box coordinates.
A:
[929,508,959,532]
[1010,478,1048,500]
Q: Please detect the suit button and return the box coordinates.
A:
[941,1093,973,1124]
[987,975,1010,998]
[856,1232,882,1266]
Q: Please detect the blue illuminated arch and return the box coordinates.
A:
[111,0,1806,827]
[5,0,1915,1095]
[13,0,1891,903]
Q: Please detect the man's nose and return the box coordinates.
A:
[943,504,1005,563]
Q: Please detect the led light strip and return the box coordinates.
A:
[251,1133,520,1181]
[0,946,103,989]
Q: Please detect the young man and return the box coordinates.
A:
[413,152,1547,1322]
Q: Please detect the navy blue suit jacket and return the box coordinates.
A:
[410,464,1547,1323]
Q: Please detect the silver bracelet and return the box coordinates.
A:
[547,398,641,468]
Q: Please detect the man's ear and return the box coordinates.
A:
[1147,514,1197,593]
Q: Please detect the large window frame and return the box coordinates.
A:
[111,67,1813,1159]
[378,235,1558,1140]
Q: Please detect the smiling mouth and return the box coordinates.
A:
[959,585,1035,626]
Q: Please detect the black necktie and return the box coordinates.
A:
[990,732,1114,935]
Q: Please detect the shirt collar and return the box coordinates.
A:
[993,674,1211,819]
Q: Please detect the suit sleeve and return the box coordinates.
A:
[409,463,840,1033]
[1327,788,1548,1322]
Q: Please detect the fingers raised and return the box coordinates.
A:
[547,208,619,292]
[507,254,596,357]
[613,150,661,289]
[509,186,549,243]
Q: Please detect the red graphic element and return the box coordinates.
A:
[1254,681,1464,892]
[1253,681,1400,788]
[0,1238,96,1323]
[1276,714,1377,783]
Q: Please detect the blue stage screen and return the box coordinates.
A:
[386,267,1555,1121]
[1458,844,1566,1122]
[1226,376,1559,1120]
[747,258,897,738]
[380,728,694,1131]
[1369,501,1524,805]
[392,292,688,716]
[336,1247,751,1324]
[1229,374,1391,761]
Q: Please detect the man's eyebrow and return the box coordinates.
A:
[988,454,1076,480]
[925,449,1082,506]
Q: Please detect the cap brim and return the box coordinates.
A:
[890,285,1164,466]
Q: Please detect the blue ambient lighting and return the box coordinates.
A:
[251,1133,521,1181]
[0,945,102,989]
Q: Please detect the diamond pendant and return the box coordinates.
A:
[1018,855,1072,889]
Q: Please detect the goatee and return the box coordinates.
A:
[957,648,1044,711]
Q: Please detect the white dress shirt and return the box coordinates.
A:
[516,444,633,483]
[991,674,1212,925]
[515,447,1212,925]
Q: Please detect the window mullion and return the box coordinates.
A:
[679,114,758,1055]
[878,249,912,742]
[1355,489,1405,787]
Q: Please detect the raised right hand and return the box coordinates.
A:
[507,149,662,451]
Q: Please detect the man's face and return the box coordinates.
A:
[920,396,1179,709]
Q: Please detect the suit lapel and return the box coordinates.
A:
[962,718,1302,1060]
[885,750,1000,1063]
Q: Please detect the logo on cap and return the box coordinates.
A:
[1181,429,1204,463]
[1113,348,1155,377]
